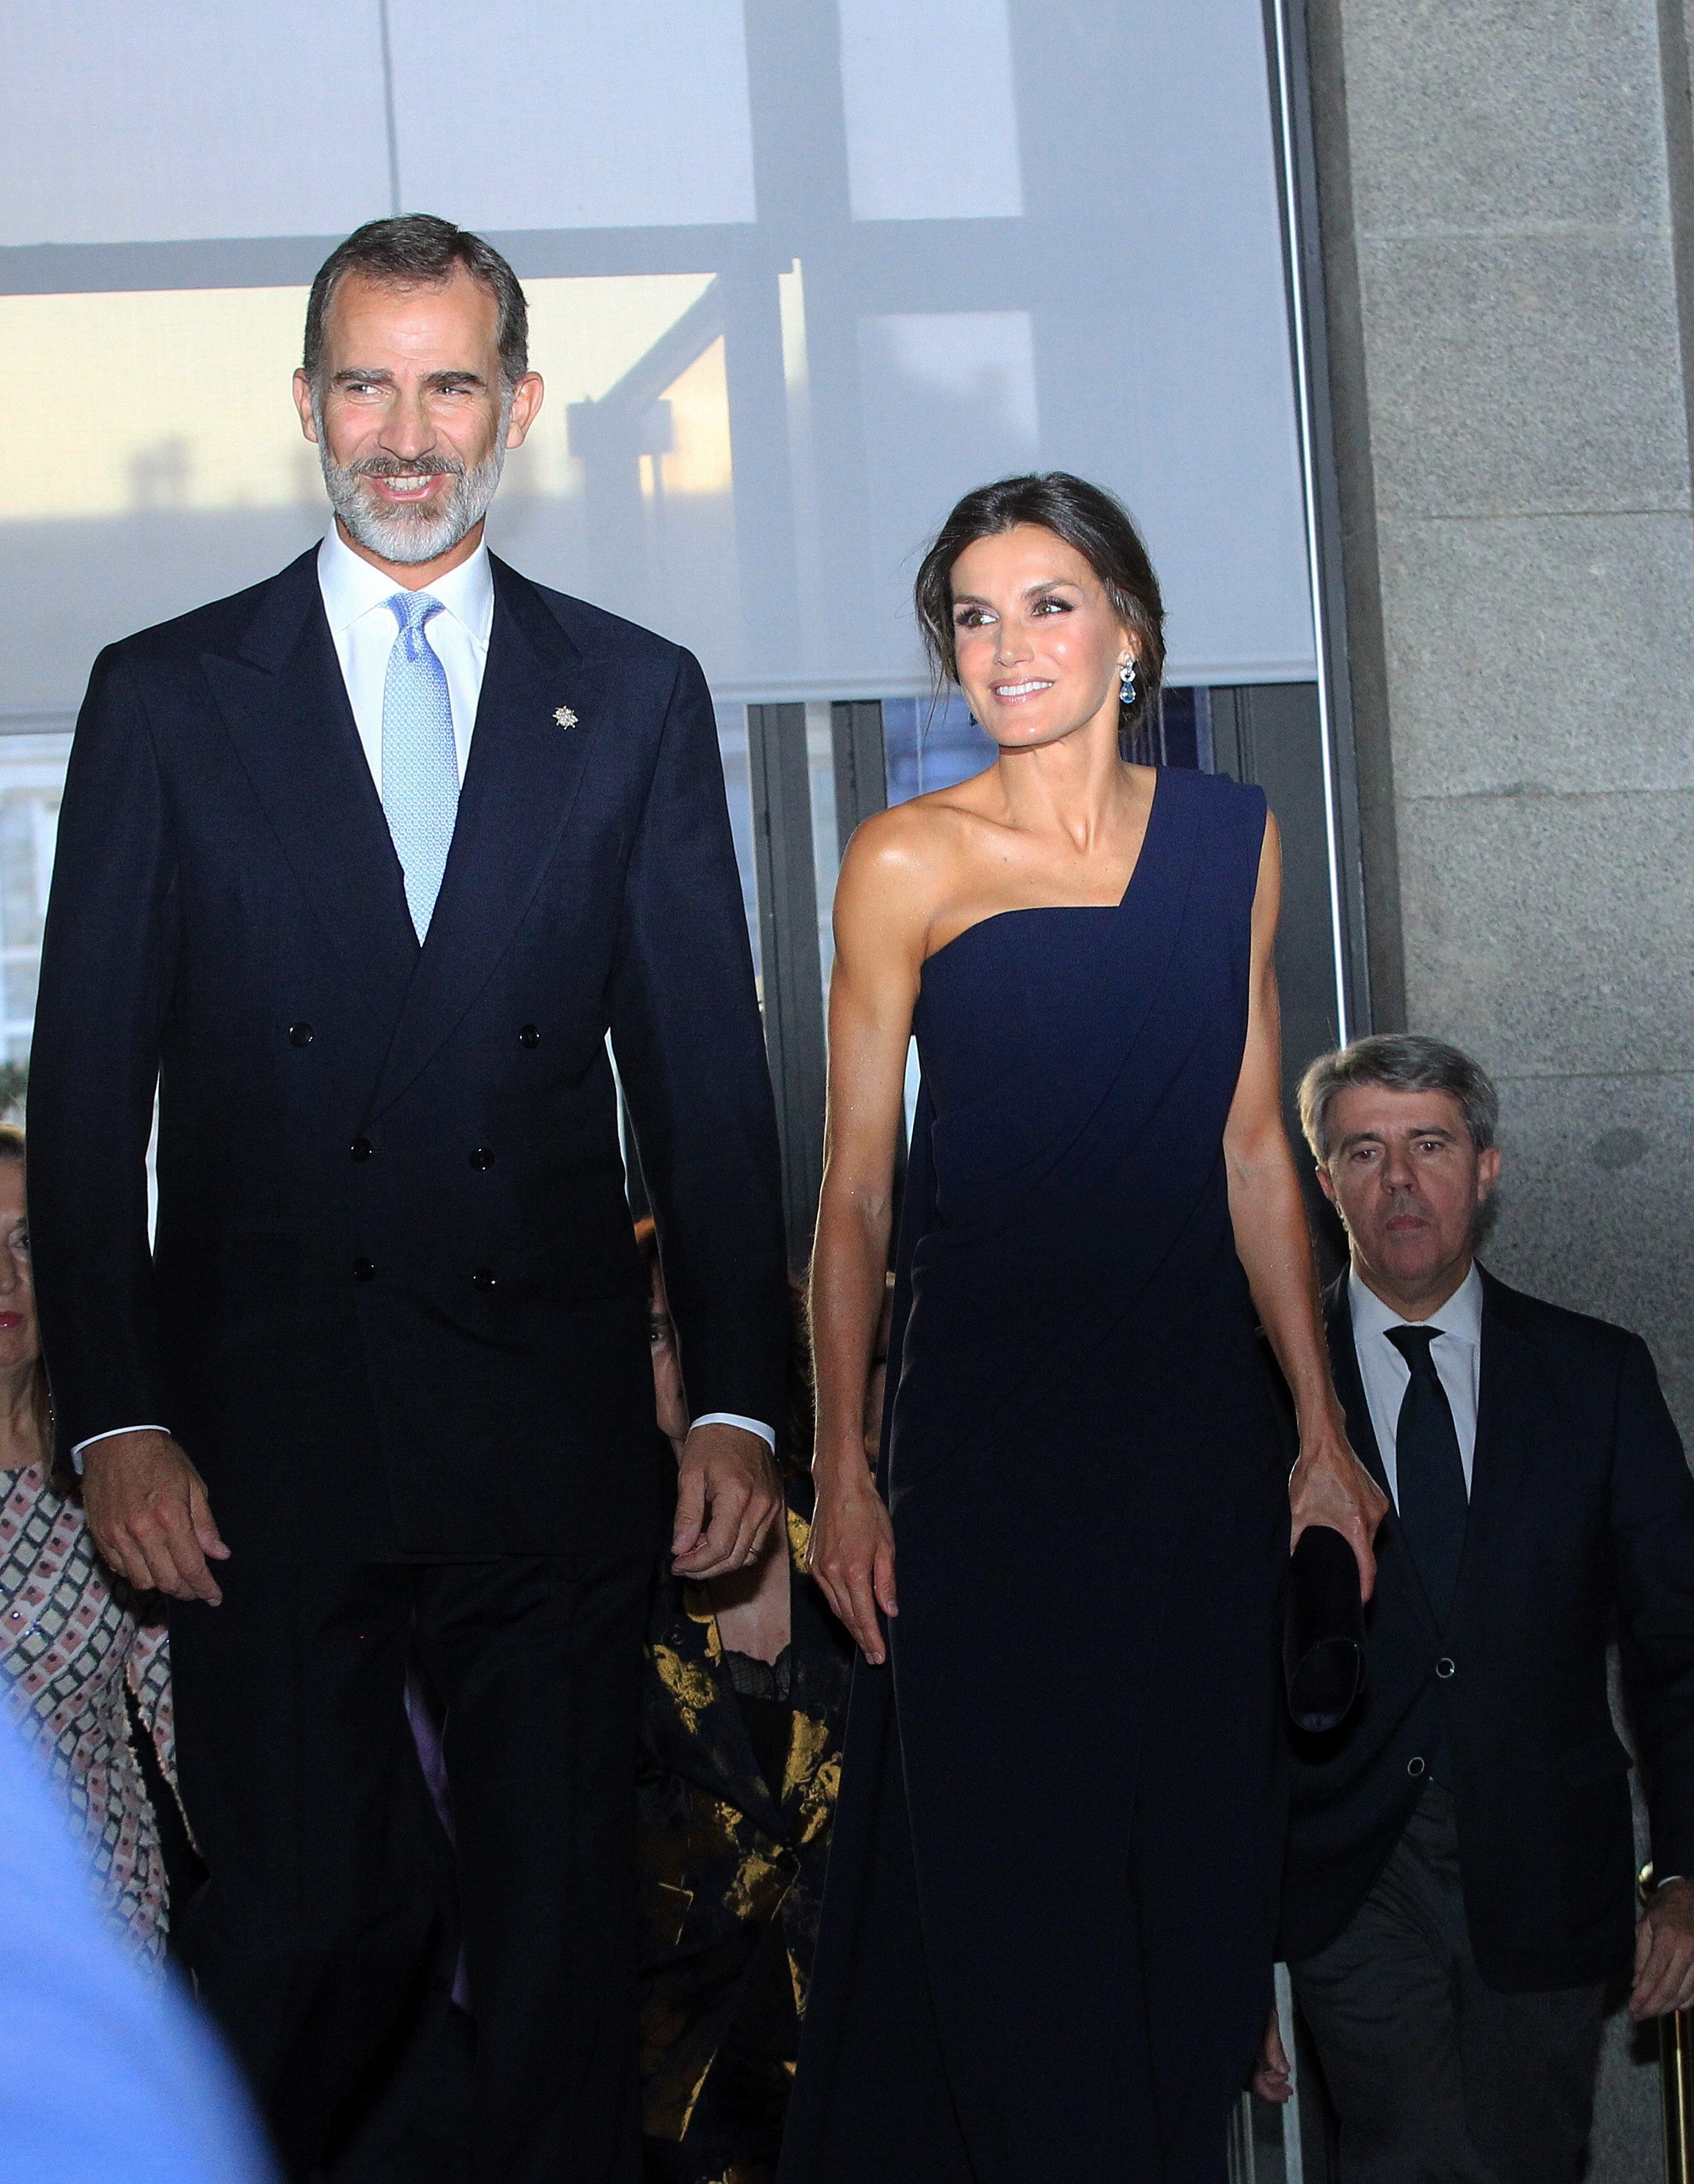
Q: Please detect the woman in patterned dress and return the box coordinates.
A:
[0,1123,183,1967]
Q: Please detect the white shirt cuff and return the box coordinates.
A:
[69,1426,172,1477]
[691,1412,776,1452]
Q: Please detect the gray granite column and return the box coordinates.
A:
[1305,2,1694,2171]
[1312,0,1694,1432]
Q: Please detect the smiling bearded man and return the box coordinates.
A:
[25,215,788,2184]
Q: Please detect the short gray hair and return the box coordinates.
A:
[303,214,529,389]
[1298,1033,1499,1161]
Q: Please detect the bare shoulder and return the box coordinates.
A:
[837,781,992,914]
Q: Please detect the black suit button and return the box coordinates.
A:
[1407,1756,1427,1778]
[1436,1657,1456,1679]
[469,1147,495,1171]
[350,1137,374,1163]
[472,1265,498,1292]
[518,1024,541,1049]
[289,1022,315,1048]
[353,1257,377,1282]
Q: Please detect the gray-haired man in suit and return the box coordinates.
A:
[1257,1033,1694,2183]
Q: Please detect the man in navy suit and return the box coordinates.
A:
[26,216,789,2183]
[1255,1033,1694,2182]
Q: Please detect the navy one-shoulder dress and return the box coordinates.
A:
[780,769,1289,2183]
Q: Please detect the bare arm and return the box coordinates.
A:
[806,817,930,1662]
[1223,815,1388,1595]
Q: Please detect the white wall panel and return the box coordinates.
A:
[0,4,390,245]
[388,0,757,230]
[1,0,1317,712]
[837,0,1023,221]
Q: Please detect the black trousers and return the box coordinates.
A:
[170,1547,655,2184]
[1290,1783,1606,2184]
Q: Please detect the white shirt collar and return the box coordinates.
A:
[316,524,496,649]
[1349,1259,1484,1350]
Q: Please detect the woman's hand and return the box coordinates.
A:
[1290,1426,1389,1601]
[808,1463,898,1664]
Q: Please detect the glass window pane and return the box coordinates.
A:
[0,732,71,1068]
[713,703,760,989]
[881,696,996,805]
[806,703,839,996]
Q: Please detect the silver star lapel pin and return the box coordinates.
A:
[554,705,578,730]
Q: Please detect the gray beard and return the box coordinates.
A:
[313,388,512,565]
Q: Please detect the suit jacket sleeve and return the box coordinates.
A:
[27,646,179,1460]
[1611,1332,1694,1878]
[607,647,788,1433]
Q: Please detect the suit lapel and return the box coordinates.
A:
[1325,1278,1391,1499]
[368,558,610,1120]
[201,553,419,1022]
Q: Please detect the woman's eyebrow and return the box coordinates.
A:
[952,578,1082,608]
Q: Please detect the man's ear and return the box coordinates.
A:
[505,371,544,447]
[293,369,319,445]
[1476,1145,1502,1204]
[1315,1162,1339,1207]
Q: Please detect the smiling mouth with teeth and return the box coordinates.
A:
[993,680,1053,700]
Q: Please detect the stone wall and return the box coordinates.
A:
[1305,3,1694,2170]
[1310,0,1694,1440]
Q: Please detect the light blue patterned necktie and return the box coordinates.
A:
[381,591,459,941]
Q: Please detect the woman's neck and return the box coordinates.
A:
[0,1367,42,1469]
[992,712,1143,851]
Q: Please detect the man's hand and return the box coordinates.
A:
[806,1461,896,1665]
[671,1422,782,1581]
[1290,1428,1389,1601]
[81,1429,229,1604]
[1631,1879,1694,2019]
[1251,2005,1292,2104]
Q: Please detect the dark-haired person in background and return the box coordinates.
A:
[1256,1033,1694,2184]
[782,474,1385,2183]
[26,215,788,2183]
[632,1220,855,2184]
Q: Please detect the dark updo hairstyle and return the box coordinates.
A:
[913,472,1166,749]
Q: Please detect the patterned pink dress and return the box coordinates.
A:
[0,1460,179,1967]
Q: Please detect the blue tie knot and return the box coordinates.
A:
[388,590,443,642]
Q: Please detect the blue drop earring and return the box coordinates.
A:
[1119,656,1138,710]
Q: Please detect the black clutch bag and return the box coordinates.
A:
[1284,1525,1367,1734]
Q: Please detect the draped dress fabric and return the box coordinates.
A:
[780,767,1289,2183]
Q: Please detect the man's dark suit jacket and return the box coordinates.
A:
[26,547,788,1559]
[1280,1266,1694,1993]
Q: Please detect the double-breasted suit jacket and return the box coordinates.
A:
[1282,1267,1694,1993]
[28,547,788,1560]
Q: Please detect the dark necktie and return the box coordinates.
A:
[1385,1325,1468,1622]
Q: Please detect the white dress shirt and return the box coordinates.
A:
[76,528,771,1460]
[1348,1262,1484,1506]
[316,523,491,793]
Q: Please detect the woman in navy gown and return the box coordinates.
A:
[781,474,1387,2183]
